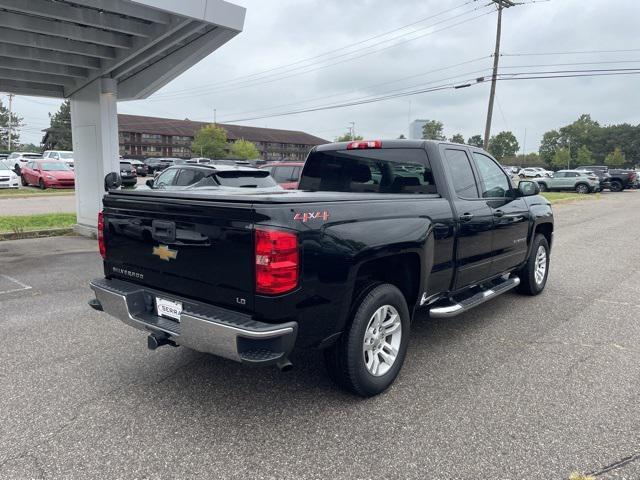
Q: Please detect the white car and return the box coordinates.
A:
[518,167,553,178]
[0,159,20,188]
[7,152,42,170]
[43,150,74,168]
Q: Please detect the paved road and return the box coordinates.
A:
[1,192,639,479]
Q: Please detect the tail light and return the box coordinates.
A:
[347,140,381,149]
[255,228,298,295]
[97,211,106,259]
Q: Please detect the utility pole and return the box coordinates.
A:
[213,108,217,125]
[7,93,14,151]
[483,0,516,150]
[349,121,356,140]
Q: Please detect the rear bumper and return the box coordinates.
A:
[89,278,297,365]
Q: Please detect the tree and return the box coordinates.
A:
[551,148,571,169]
[20,142,40,152]
[229,139,259,159]
[604,147,625,168]
[576,145,594,166]
[335,132,363,142]
[421,120,445,140]
[191,124,228,158]
[397,134,406,139]
[0,99,23,150]
[539,129,561,167]
[467,134,483,148]
[488,131,519,160]
[450,133,465,144]
[45,100,72,150]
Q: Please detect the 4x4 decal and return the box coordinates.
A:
[294,211,330,223]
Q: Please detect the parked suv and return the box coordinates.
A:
[119,161,138,187]
[535,170,599,193]
[8,152,42,171]
[518,167,552,178]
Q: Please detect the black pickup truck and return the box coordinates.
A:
[89,140,554,396]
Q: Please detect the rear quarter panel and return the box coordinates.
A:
[253,196,455,347]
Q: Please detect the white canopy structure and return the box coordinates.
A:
[0,0,245,232]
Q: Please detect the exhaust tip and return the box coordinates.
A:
[276,357,293,372]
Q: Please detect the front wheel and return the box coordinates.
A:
[38,178,46,190]
[516,234,550,296]
[538,182,547,192]
[21,175,28,187]
[324,283,410,397]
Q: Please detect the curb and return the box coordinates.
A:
[0,227,75,241]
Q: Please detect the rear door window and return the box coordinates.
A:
[175,168,207,186]
[299,149,437,194]
[443,149,479,199]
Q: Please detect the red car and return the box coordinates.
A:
[20,160,75,189]
[260,162,304,189]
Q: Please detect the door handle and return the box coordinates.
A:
[459,213,474,222]
[493,210,505,218]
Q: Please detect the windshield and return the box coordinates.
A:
[40,162,71,171]
[0,160,13,170]
[299,148,437,194]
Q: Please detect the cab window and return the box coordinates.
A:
[155,168,179,187]
[444,149,479,199]
[473,152,510,198]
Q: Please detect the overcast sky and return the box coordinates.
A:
[9,0,640,152]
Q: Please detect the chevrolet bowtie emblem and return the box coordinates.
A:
[152,244,178,261]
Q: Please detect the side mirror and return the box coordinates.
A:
[104,172,122,192]
[145,179,154,188]
[518,180,540,197]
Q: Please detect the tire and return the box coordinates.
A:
[535,174,541,178]
[21,175,28,187]
[38,178,46,190]
[516,234,550,296]
[575,183,589,194]
[609,180,623,192]
[538,182,547,192]
[323,283,411,397]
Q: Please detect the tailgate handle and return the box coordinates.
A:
[152,220,176,243]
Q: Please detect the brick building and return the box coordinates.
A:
[116,114,327,161]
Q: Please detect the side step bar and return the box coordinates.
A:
[430,276,520,318]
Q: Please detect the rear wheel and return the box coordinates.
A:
[575,183,589,194]
[516,234,550,296]
[324,283,410,397]
[609,180,623,192]
[537,182,547,192]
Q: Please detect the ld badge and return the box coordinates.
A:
[153,244,178,261]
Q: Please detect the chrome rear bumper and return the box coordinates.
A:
[89,278,297,365]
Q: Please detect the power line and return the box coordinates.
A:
[219,68,640,123]
[150,0,482,98]
[147,6,495,100]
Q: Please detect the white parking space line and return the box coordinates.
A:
[0,275,33,295]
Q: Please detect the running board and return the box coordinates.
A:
[429,276,520,318]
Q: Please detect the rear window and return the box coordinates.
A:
[120,162,132,169]
[215,170,277,188]
[298,149,437,194]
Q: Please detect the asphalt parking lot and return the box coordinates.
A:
[1,192,639,479]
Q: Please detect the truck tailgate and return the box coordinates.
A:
[102,194,255,311]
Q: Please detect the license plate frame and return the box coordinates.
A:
[156,297,183,322]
